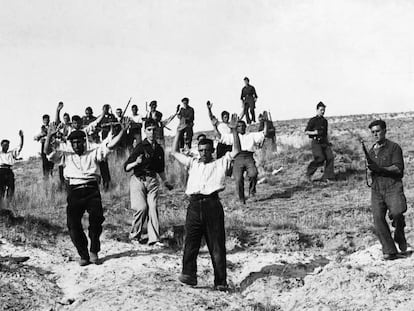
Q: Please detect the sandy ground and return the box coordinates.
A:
[1,232,413,311]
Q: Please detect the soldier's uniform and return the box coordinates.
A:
[369,139,407,255]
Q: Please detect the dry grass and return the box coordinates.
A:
[1,111,414,253]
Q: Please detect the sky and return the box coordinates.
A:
[1,0,414,157]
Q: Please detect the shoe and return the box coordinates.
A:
[79,258,90,266]
[178,274,197,286]
[90,252,99,264]
[383,253,400,261]
[214,284,229,292]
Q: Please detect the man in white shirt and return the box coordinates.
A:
[206,101,232,159]
[128,104,143,150]
[44,120,128,266]
[0,130,24,201]
[171,113,241,291]
[216,118,269,203]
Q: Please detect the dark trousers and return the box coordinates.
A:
[233,152,258,202]
[0,168,15,200]
[178,127,193,149]
[58,165,68,191]
[99,160,111,190]
[371,179,407,254]
[216,143,232,159]
[41,152,54,178]
[240,101,255,124]
[182,194,227,286]
[306,140,334,179]
[67,183,105,260]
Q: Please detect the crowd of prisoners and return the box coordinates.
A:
[0,76,409,290]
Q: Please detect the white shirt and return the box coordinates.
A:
[216,122,231,144]
[130,114,143,125]
[0,149,20,166]
[220,132,265,152]
[47,142,111,185]
[176,152,233,195]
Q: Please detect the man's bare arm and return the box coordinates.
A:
[18,130,24,153]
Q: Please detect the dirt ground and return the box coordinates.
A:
[1,112,414,310]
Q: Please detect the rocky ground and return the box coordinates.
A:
[1,229,413,311]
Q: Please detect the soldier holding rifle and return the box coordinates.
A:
[365,120,408,260]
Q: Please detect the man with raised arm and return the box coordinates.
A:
[128,104,143,150]
[206,101,232,159]
[124,119,173,247]
[367,120,409,260]
[44,119,129,266]
[171,113,241,291]
[55,102,72,190]
[214,114,268,204]
[0,130,24,201]
[34,114,54,179]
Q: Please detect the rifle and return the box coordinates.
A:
[122,97,132,119]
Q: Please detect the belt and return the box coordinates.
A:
[135,171,157,180]
[0,165,12,169]
[69,181,99,191]
[190,191,219,201]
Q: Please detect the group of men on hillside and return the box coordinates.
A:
[0,76,410,292]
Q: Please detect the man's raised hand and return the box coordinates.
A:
[57,101,64,111]
[47,122,59,136]
[206,101,213,110]
[228,113,239,130]
[18,130,24,137]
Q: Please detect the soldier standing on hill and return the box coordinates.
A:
[366,120,409,260]
[34,114,54,179]
[304,102,335,182]
[177,97,195,149]
[171,113,241,291]
[239,77,258,124]
[44,120,129,266]
[0,130,24,201]
[124,119,173,247]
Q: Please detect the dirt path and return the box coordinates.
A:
[1,233,413,311]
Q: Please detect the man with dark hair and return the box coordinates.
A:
[216,118,268,203]
[366,120,408,260]
[177,97,195,149]
[304,102,335,181]
[44,119,129,266]
[144,100,165,146]
[171,113,241,291]
[124,119,173,246]
[128,104,143,150]
[239,77,258,124]
[0,130,24,201]
[114,108,127,156]
[98,104,117,190]
[34,114,54,178]
[82,107,100,143]
[206,101,232,159]
[55,102,72,190]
